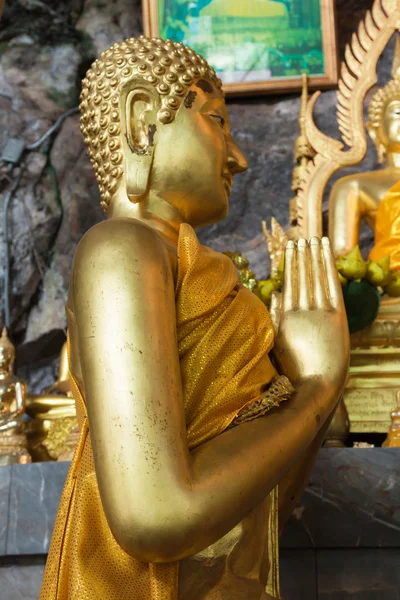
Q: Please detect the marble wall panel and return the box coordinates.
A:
[317,549,400,599]
[281,449,400,549]
[0,467,11,556]
[6,461,69,555]
[280,549,317,600]
[0,556,45,600]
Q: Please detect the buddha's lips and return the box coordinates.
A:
[222,172,232,190]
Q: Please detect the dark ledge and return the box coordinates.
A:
[0,449,399,557]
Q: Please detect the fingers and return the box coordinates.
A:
[270,291,282,335]
[297,238,311,309]
[282,237,338,311]
[283,240,297,311]
[321,237,344,311]
[310,237,329,309]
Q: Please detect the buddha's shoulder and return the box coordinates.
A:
[75,218,169,262]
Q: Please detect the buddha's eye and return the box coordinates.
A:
[210,114,225,128]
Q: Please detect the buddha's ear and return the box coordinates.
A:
[121,85,159,203]
[366,121,377,145]
[366,121,385,164]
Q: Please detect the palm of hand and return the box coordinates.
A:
[270,238,349,390]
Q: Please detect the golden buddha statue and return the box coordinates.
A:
[25,342,78,461]
[329,37,400,258]
[0,327,31,465]
[328,36,400,435]
[40,36,349,600]
[383,390,400,447]
[289,2,400,436]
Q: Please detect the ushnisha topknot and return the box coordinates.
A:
[80,35,222,213]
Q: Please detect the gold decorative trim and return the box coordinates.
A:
[42,416,78,460]
[230,375,294,428]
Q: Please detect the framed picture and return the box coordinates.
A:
[143,0,338,95]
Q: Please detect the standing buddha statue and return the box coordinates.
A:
[39,36,349,600]
[0,327,30,465]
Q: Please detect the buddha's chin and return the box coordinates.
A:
[196,201,228,227]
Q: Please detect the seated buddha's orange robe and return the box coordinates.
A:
[39,224,291,600]
[369,180,400,270]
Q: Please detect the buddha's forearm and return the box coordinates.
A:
[329,182,361,256]
[278,405,336,532]
[110,378,340,563]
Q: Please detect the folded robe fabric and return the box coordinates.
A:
[370,180,400,271]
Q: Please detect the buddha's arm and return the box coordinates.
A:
[73,221,349,564]
[278,407,335,532]
[329,178,361,256]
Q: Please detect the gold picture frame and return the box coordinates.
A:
[143,0,338,95]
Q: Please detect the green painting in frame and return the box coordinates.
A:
[143,0,338,95]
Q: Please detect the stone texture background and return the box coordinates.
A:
[0,0,395,390]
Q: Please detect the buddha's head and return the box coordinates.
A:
[367,38,400,164]
[80,36,247,228]
[0,327,14,374]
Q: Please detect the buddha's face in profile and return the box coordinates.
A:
[380,99,400,150]
[368,95,400,161]
[146,79,248,227]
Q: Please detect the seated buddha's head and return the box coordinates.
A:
[80,36,247,228]
[367,40,400,164]
[0,327,14,375]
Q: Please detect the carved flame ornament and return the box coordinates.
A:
[297,0,400,239]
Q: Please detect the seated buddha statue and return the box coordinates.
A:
[25,342,78,461]
[323,40,400,438]
[0,327,31,465]
[40,36,349,600]
[329,49,400,257]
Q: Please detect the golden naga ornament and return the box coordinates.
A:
[40,36,349,600]
[288,73,315,240]
[261,73,312,279]
[0,327,30,465]
[296,0,400,240]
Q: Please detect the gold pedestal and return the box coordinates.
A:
[344,297,400,433]
[58,423,80,461]
[0,431,31,466]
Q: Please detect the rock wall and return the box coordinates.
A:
[0,0,393,390]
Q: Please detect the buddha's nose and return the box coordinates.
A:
[227,136,248,175]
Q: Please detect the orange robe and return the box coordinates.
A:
[40,224,291,600]
[369,180,400,270]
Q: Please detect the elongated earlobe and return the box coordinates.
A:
[122,87,158,203]
[366,121,384,163]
